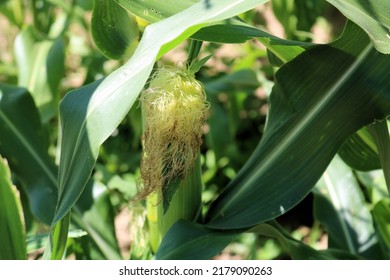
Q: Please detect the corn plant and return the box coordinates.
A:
[0,0,389,260]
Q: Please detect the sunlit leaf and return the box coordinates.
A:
[115,0,198,23]
[313,155,381,258]
[55,0,270,226]
[14,26,64,122]
[326,0,390,54]
[119,0,309,62]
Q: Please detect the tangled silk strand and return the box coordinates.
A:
[137,66,209,200]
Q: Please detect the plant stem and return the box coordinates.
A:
[43,211,71,260]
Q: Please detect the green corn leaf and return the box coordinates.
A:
[91,0,139,60]
[118,0,309,63]
[155,220,238,260]
[326,0,390,54]
[115,0,198,23]
[0,156,26,260]
[0,84,119,257]
[313,155,381,258]
[14,26,65,123]
[251,222,360,260]
[206,21,390,229]
[338,126,381,171]
[0,84,57,224]
[155,219,358,260]
[54,0,270,226]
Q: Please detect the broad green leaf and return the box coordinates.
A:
[0,84,120,259]
[0,84,57,224]
[191,19,311,46]
[14,26,65,123]
[338,126,380,171]
[55,0,270,225]
[251,222,359,260]
[155,219,358,260]
[313,155,380,258]
[155,220,238,260]
[0,156,26,260]
[91,0,139,60]
[206,21,390,229]
[260,39,306,64]
[115,0,198,23]
[120,0,310,63]
[326,0,390,54]
[372,198,390,251]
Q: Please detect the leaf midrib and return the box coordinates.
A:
[209,43,374,222]
[0,110,57,186]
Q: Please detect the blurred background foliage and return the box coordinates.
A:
[0,0,388,260]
